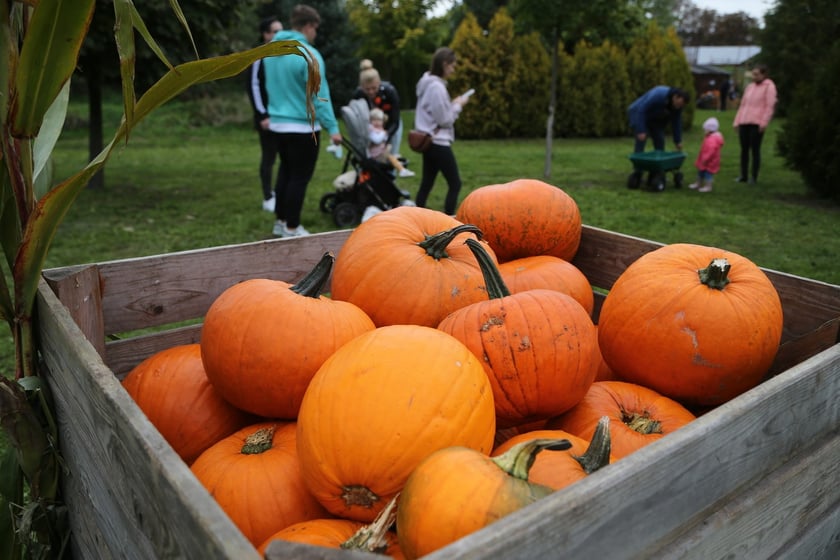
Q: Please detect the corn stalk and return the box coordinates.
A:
[0,0,318,556]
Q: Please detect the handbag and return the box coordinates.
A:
[408,129,433,153]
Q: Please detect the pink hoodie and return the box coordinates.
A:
[733,79,777,129]
[695,131,725,174]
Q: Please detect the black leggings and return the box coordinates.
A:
[258,127,276,200]
[271,131,320,229]
[416,143,462,215]
[738,124,764,181]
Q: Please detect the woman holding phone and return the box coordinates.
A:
[413,47,471,215]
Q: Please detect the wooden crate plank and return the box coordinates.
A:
[43,230,351,336]
[104,324,203,379]
[650,431,840,558]
[36,280,259,560]
[425,345,840,559]
[43,264,106,358]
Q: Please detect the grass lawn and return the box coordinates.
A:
[1,91,838,376]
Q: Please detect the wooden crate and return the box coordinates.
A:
[36,225,840,560]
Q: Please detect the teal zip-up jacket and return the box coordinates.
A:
[263,29,339,135]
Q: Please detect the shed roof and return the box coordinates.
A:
[683,45,761,66]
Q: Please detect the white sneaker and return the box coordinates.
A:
[688,183,699,190]
[398,168,415,178]
[281,224,310,238]
[698,184,713,193]
[272,220,286,237]
[262,196,276,212]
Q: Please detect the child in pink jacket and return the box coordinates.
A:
[689,117,724,193]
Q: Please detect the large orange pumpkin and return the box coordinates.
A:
[396,438,569,559]
[122,343,253,464]
[438,239,599,428]
[491,418,614,490]
[597,244,783,406]
[200,252,375,418]
[498,254,594,315]
[546,381,696,459]
[330,206,496,327]
[455,179,582,262]
[296,325,496,523]
[191,422,329,547]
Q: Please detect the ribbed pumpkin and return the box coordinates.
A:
[597,244,784,406]
[593,325,619,382]
[396,438,570,560]
[491,418,614,490]
[437,239,599,428]
[498,254,594,315]
[191,422,329,547]
[330,205,496,327]
[455,179,582,263]
[296,325,496,523]
[122,343,253,464]
[200,252,375,418]
[258,498,404,558]
[546,381,696,459]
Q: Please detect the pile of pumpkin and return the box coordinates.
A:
[123,179,784,558]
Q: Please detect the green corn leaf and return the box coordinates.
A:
[14,41,316,319]
[33,81,69,193]
[11,0,95,138]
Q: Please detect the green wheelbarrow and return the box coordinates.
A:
[627,150,686,192]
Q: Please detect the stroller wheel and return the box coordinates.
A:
[333,202,361,228]
[320,192,339,214]
[627,171,642,190]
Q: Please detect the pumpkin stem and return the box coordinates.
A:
[491,438,571,481]
[290,252,334,297]
[416,224,483,261]
[465,238,510,299]
[573,416,612,474]
[240,426,276,455]
[622,410,662,435]
[697,258,731,290]
[341,494,398,553]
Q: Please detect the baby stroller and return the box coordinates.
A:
[319,99,413,227]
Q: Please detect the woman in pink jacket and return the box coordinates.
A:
[733,64,777,184]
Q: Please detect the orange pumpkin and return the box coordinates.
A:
[331,206,496,327]
[491,418,614,490]
[593,325,620,382]
[396,438,569,559]
[455,179,582,262]
[296,325,496,523]
[122,344,253,464]
[258,498,404,558]
[438,239,599,428]
[546,381,696,459]
[200,252,375,418]
[498,255,594,315]
[191,422,329,547]
[597,244,783,406]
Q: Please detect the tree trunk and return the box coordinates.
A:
[86,63,104,190]
[543,28,558,179]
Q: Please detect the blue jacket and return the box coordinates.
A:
[262,30,339,135]
[628,86,683,145]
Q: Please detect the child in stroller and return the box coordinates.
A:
[319,99,414,228]
[368,108,414,178]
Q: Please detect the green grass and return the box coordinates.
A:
[2,92,839,376]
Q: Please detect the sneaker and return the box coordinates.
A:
[398,168,415,178]
[748,177,756,184]
[698,184,713,193]
[281,224,310,238]
[262,196,276,212]
[272,220,286,237]
[735,177,747,183]
[688,182,699,190]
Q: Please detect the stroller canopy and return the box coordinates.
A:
[341,99,371,156]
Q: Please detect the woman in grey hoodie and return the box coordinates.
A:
[414,47,471,215]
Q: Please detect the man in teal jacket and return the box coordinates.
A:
[263,4,342,238]
[628,85,689,153]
